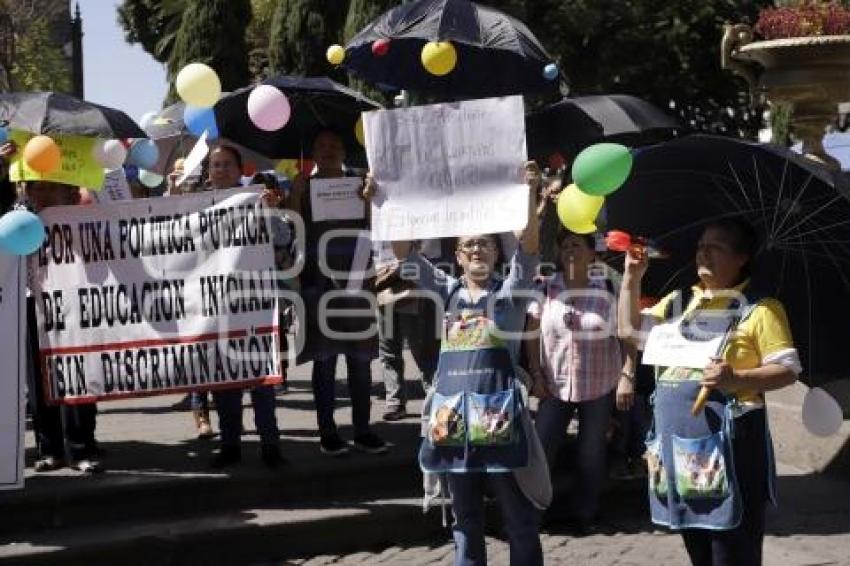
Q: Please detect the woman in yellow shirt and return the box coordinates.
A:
[618,218,800,566]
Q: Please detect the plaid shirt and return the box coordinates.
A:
[528,273,622,402]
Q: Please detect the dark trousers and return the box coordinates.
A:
[26,298,97,461]
[681,409,769,566]
[311,353,372,436]
[378,299,440,409]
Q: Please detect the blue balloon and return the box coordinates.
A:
[124,164,139,181]
[184,105,219,139]
[543,63,558,81]
[0,210,46,256]
[0,126,8,144]
[127,139,160,169]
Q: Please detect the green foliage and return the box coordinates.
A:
[343,0,395,104]
[247,0,278,80]
[166,0,252,102]
[268,0,349,79]
[117,0,186,64]
[10,17,71,92]
[522,0,773,137]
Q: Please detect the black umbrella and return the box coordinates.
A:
[343,0,560,99]
[526,95,682,160]
[0,91,146,139]
[606,134,850,384]
[213,76,381,167]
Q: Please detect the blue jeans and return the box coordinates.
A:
[311,353,372,437]
[212,385,279,447]
[448,473,543,566]
[535,392,614,521]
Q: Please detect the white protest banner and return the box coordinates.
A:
[309,177,366,222]
[364,96,528,241]
[96,169,132,202]
[177,130,209,186]
[32,187,283,404]
[642,312,735,370]
[0,254,25,490]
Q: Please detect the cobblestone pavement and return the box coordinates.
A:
[282,527,850,566]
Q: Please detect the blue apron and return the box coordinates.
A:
[645,293,777,531]
[420,306,528,473]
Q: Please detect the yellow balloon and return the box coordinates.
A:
[327,44,346,66]
[421,41,457,76]
[556,183,604,234]
[175,63,221,108]
[355,116,365,147]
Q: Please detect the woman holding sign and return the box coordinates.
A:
[618,218,800,566]
[367,163,551,566]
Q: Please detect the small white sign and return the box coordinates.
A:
[642,312,735,370]
[309,177,365,222]
[177,130,209,186]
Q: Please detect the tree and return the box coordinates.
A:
[522,0,773,137]
[342,0,395,104]
[165,0,252,101]
[246,0,277,81]
[2,0,72,92]
[268,0,349,79]
[117,0,186,65]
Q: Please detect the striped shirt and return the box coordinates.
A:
[528,273,623,402]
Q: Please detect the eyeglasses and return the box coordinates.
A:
[457,239,496,253]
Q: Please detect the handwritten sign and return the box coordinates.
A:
[364,96,528,241]
[8,130,105,189]
[309,177,365,222]
[642,311,735,370]
[96,169,132,202]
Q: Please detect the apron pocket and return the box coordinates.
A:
[671,432,730,500]
[468,389,517,446]
[645,437,669,498]
[428,392,466,446]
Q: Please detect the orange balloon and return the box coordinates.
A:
[24,135,62,174]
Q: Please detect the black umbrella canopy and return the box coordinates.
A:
[526,95,682,160]
[344,0,560,99]
[214,76,381,166]
[0,92,146,139]
[606,134,850,383]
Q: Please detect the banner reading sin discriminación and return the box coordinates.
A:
[31,187,285,404]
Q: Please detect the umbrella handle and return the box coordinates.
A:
[691,386,711,416]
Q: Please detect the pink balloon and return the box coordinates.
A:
[247,85,291,131]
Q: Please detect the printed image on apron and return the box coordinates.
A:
[443,309,505,351]
[646,437,669,498]
[468,389,517,446]
[672,433,730,499]
[429,392,466,446]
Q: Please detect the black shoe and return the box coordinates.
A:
[382,407,408,422]
[210,445,241,468]
[353,432,388,454]
[319,434,349,456]
[260,444,285,468]
[170,394,193,411]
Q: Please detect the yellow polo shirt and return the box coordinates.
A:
[646,281,796,404]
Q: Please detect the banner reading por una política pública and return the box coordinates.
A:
[31,187,285,404]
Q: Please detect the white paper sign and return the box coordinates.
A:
[309,177,365,222]
[32,188,282,403]
[177,130,209,186]
[96,169,132,202]
[642,312,734,369]
[364,96,529,241]
[0,254,25,490]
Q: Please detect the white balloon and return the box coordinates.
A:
[139,111,158,131]
[92,139,128,170]
[802,386,844,437]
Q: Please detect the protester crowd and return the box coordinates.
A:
[1,118,801,566]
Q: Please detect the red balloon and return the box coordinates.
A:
[605,230,632,252]
[372,38,391,57]
[243,161,257,177]
[548,152,565,171]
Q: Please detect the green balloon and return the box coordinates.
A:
[571,143,633,196]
